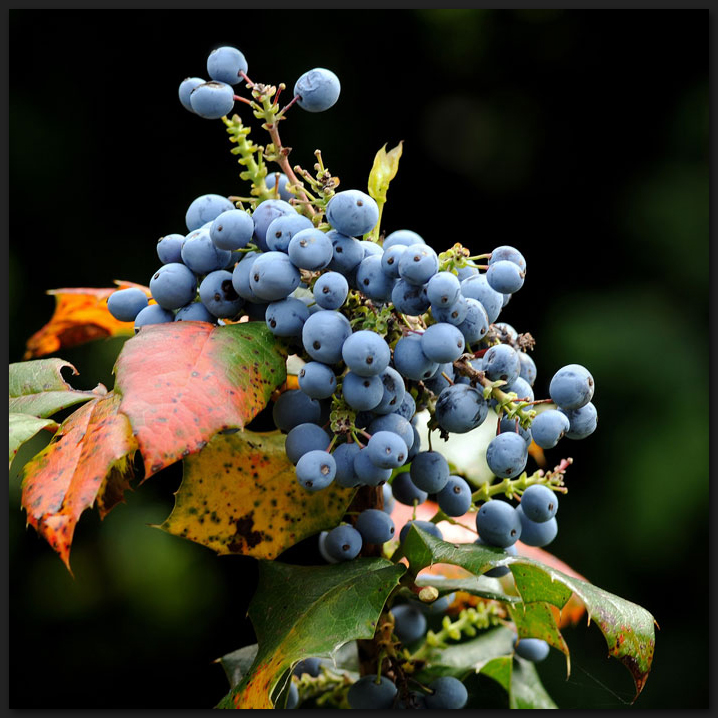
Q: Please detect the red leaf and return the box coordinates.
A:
[114,321,287,479]
[21,392,137,571]
[23,282,152,359]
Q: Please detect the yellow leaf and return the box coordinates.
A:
[157,429,356,559]
[367,141,404,204]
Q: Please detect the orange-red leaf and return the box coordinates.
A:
[114,321,287,479]
[23,281,152,359]
[21,392,137,571]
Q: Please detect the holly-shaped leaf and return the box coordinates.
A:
[157,429,356,559]
[217,558,406,709]
[20,392,137,571]
[507,601,570,670]
[402,526,655,702]
[23,281,152,359]
[9,358,107,418]
[114,321,287,478]
[9,413,58,467]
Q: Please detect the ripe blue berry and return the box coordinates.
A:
[185,194,235,232]
[207,46,248,85]
[476,500,522,547]
[295,450,336,491]
[549,364,595,410]
[326,190,379,237]
[199,270,244,318]
[189,81,235,119]
[107,288,148,322]
[149,263,197,310]
[520,485,559,523]
[294,68,341,112]
[424,676,468,709]
[513,636,550,662]
[324,524,362,561]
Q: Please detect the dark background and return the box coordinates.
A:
[9,9,709,709]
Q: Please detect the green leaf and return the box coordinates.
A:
[366,141,403,240]
[508,601,570,670]
[402,526,655,702]
[414,626,556,708]
[9,358,106,418]
[216,558,406,708]
[415,573,520,604]
[114,321,286,478]
[510,657,558,709]
[9,413,58,467]
[216,644,259,688]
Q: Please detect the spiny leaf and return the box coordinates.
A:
[114,321,287,479]
[402,526,655,702]
[20,392,137,571]
[508,601,570,674]
[9,413,58,467]
[23,281,152,359]
[217,559,406,708]
[157,429,356,559]
[9,358,107,417]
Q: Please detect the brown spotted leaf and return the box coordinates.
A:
[157,429,356,559]
[114,321,287,479]
[20,392,137,571]
[402,525,656,702]
[23,281,152,359]
[216,559,406,708]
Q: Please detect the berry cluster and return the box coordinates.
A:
[104,43,599,710]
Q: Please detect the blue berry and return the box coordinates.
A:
[294,68,341,112]
[353,448,392,486]
[486,432,528,479]
[285,423,331,465]
[296,449,336,491]
[483,344,521,384]
[367,431,408,469]
[398,243,439,286]
[157,233,185,264]
[516,505,558,547]
[174,301,215,323]
[231,252,261,301]
[530,409,570,449]
[424,363,455,395]
[356,255,396,302]
[134,303,175,331]
[503,375,534,402]
[294,657,321,677]
[288,228,334,271]
[456,296,490,344]
[333,442,362,488]
[513,636,550,662]
[302,310,353,364]
[182,228,231,274]
[107,288,148,322]
[318,530,339,564]
[380,244,407,278]
[286,681,299,709]
[368,414,414,452]
[498,417,533,446]
[210,209,254,250]
[313,271,348,310]
[249,251,301,301]
[475,500,522,547]
[347,676,397,709]
[272,389,320,433]
[559,402,598,439]
[149,263,197,310]
[189,81,235,119]
[185,194,235,232]
[382,483,395,515]
[297,361,336,399]
[207,46,247,85]
[199,270,244,318]
[486,260,525,294]
[178,77,206,112]
[437,475,472,516]
[391,473,428,506]
[424,676,468,709]
[266,297,310,338]
[374,366,406,415]
[520,485,559,523]
[432,295,469,326]
[382,229,425,251]
[435,384,489,434]
[342,330,391,377]
[420,323,465,363]
[549,364,595,410]
[252,199,296,252]
[409,451,450,494]
[427,271,461,308]
[355,508,396,544]
[389,603,428,644]
[266,214,313,253]
[456,264,479,282]
[518,351,537,386]
[394,392,416,422]
[391,279,430,315]
[325,524,362,561]
[460,274,503,324]
[326,190,379,237]
[341,372,383,411]
[327,230,364,273]
[489,245,526,272]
